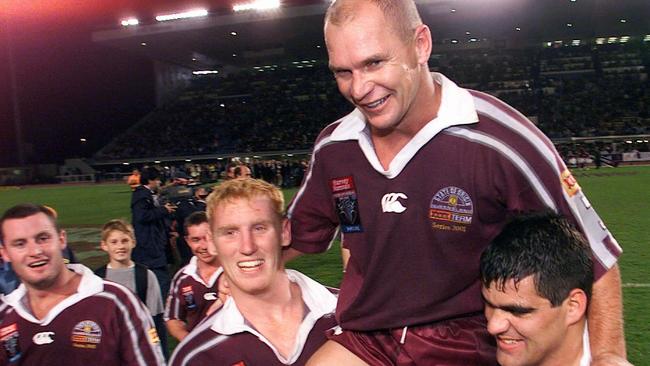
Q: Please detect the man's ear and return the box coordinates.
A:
[59,230,68,250]
[414,24,433,66]
[281,218,291,248]
[565,288,588,326]
[0,245,9,263]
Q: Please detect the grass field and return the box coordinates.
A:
[0,166,648,363]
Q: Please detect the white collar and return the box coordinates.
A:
[210,269,337,365]
[580,322,591,366]
[4,264,104,325]
[329,72,479,179]
[182,256,222,287]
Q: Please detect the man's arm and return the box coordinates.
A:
[166,319,190,342]
[588,264,626,361]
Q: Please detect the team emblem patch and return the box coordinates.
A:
[203,292,218,301]
[0,323,21,362]
[71,320,102,349]
[182,286,197,309]
[33,332,55,345]
[430,186,474,232]
[560,169,581,197]
[330,176,363,233]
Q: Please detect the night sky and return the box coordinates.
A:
[0,1,216,167]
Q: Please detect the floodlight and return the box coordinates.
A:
[192,70,219,75]
[607,37,618,44]
[645,35,650,42]
[154,161,161,164]
[121,18,139,27]
[156,9,208,22]
[233,0,280,12]
[620,36,630,43]
[595,38,606,45]
[571,39,581,46]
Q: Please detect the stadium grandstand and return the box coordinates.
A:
[3,0,650,183]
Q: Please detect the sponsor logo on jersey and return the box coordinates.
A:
[182,286,197,309]
[561,169,581,197]
[381,193,408,213]
[71,320,102,349]
[147,328,160,345]
[430,186,474,231]
[0,323,21,362]
[32,332,55,345]
[330,176,363,233]
[203,292,218,301]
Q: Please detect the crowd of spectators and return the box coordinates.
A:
[95,41,650,160]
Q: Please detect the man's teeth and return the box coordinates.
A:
[367,96,387,108]
[499,338,520,345]
[29,261,47,268]
[238,260,264,269]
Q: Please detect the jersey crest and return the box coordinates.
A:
[71,320,102,349]
[430,186,474,232]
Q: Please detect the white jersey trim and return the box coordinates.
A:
[4,264,103,325]
[209,269,337,365]
[472,94,620,268]
[327,72,479,179]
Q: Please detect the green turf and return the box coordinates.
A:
[0,167,648,363]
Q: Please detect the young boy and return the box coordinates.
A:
[95,219,168,358]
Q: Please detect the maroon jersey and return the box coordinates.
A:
[169,270,338,366]
[0,264,165,365]
[164,257,222,332]
[288,72,622,331]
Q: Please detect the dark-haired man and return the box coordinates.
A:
[0,204,165,365]
[131,167,175,299]
[480,212,631,366]
[292,0,625,364]
[165,211,221,341]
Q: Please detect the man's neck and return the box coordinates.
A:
[26,266,81,320]
[540,321,587,366]
[196,259,219,283]
[232,271,305,359]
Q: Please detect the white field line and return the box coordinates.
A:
[622,283,650,288]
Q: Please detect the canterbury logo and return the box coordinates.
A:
[381,193,408,213]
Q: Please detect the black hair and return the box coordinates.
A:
[140,167,161,185]
[480,211,594,307]
[184,211,208,232]
[0,204,60,244]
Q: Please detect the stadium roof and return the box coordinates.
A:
[93,0,650,70]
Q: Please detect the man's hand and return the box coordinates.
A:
[164,202,177,213]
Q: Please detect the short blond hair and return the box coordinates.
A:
[101,219,135,242]
[325,0,422,43]
[206,178,284,225]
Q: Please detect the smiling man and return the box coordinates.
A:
[480,212,631,366]
[169,179,337,366]
[165,211,222,341]
[291,1,625,365]
[0,204,165,365]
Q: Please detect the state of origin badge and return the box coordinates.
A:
[330,176,363,233]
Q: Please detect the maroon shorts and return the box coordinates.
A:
[326,315,497,365]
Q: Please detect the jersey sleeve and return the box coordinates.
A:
[105,283,166,366]
[287,135,341,254]
[164,272,185,322]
